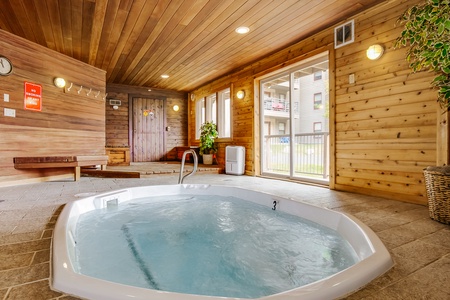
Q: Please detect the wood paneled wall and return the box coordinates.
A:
[334,0,437,204]
[0,29,106,186]
[190,0,442,204]
[189,78,255,171]
[106,84,188,161]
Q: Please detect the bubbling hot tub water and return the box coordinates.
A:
[75,195,358,298]
[52,184,393,300]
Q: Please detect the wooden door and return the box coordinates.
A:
[132,97,165,161]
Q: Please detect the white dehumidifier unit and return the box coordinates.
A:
[225,146,245,175]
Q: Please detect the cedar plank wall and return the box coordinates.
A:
[0,29,106,186]
[190,0,438,204]
[334,0,436,204]
[106,84,188,161]
[189,78,254,172]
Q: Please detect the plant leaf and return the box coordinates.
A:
[445,20,450,30]
[438,23,445,35]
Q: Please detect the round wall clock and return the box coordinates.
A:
[0,56,13,76]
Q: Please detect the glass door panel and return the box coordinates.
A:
[261,53,330,183]
[261,73,290,175]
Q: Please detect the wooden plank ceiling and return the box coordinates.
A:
[0,0,386,92]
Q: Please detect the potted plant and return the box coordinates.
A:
[395,0,450,111]
[396,0,450,224]
[199,121,218,164]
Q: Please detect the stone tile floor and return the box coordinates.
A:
[0,167,449,299]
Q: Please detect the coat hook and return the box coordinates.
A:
[77,85,83,94]
[102,93,108,100]
[86,88,92,96]
[95,90,100,98]
[67,82,73,91]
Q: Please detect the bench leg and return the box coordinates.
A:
[74,166,81,181]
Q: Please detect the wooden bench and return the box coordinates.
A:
[13,155,108,181]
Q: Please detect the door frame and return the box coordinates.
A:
[255,49,334,187]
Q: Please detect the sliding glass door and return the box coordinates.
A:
[260,52,330,184]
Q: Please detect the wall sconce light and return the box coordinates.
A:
[236,90,245,99]
[112,105,119,110]
[366,44,384,60]
[54,77,66,88]
[173,104,180,112]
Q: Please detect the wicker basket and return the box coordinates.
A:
[423,166,450,225]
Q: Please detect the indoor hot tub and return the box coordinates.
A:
[52,184,393,300]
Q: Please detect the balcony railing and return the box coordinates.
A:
[264,98,289,112]
[263,132,329,179]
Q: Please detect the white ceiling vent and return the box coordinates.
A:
[109,99,121,106]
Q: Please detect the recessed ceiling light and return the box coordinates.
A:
[235,26,250,34]
[161,74,169,78]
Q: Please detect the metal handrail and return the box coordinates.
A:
[178,150,198,184]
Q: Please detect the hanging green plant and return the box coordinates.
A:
[395,0,450,111]
[199,121,218,155]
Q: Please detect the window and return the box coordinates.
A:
[313,122,322,132]
[278,122,285,134]
[293,101,299,113]
[314,71,322,81]
[205,93,216,123]
[217,88,231,138]
[195,98,205,139]
[195,87,231,139]
[314,93,322,110]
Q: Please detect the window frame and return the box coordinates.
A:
[314,71,322,81]
[217,88,231,139]
[313,122,322,132]
[195,87,232,141]
[313,93,322,110]
[195,98,206,140]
